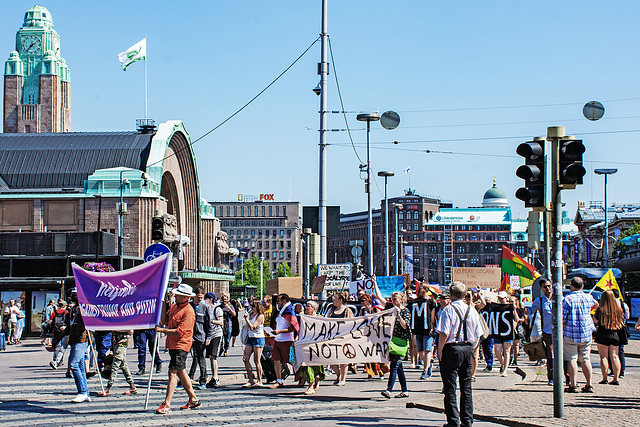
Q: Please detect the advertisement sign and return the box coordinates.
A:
[452,267,501,289]
[318,263,352,290]
[404,246,414,281]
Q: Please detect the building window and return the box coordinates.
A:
[273,220,279,226]
[241,206,245,216]
[276,206,280,216]
[486,234,493,241]
[258,251,262,258]
[273,251,277,259]
[262,206,265,216]
[279,241,284,248]
[234,206,237,217]
[414,212,419,220]
[255,206,258,216]
[272,230,277,238]
[413,224,419,231]
[223,221,229,226]
[287,230,292,238]
[258,241,262,249]
[244,230,249,237]
[283,206,287,216]
[280,251,284,259]
[499,235,507,241]
[259,220,265,226]
[269,206,273,216]
[229,230,234,237]
[251,230,255,237]
[272,241,277,249]
[265,252,269,259]
[227,206,230,216]
[280,230,284,238]
[471,235,478,241]
[457,235,464,241]
[485,258,494,265]
[399,212,404,220]
[287,241,291,248]
[251,241,256,248]
[258,230,263,237]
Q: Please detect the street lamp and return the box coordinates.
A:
[93,194,102,262]
[357,112,380,276]
[391,203,403,275]
[378,171,395,276]
[594,168,617,267]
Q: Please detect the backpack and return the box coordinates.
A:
[53,310,66,332]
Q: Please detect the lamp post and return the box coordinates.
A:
[118,170,129,271]
[357,112,380,276]
[378,171,394,276]
[400,229,407,274]
[594,168,617,267]
[260,254,264,301]
[391,203,403,275]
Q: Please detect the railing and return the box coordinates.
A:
[0,232,116,256]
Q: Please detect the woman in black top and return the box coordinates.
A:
[381,291,411,399]
[326,292,353,386]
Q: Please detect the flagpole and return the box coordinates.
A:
[144,332,159,409]
[87,331,106,396]
[144,36,147,120]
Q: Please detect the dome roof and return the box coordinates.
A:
[482,180,509,208]
[23,5,54,29]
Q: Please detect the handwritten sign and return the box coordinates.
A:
[72,254,171,331]
[318,264,352,290]
[294,309,396,366]
[452,267,501,289]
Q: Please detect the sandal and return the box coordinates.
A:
[123,388,138,395]
[99,388,110,397]
[180,399,201,410]
[599,380,608,385]
[609,380,619,386]
[580,385,594,393]
[564,386,578,393]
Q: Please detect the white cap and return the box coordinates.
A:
[497,291,509,299]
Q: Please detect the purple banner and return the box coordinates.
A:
[72,253,171,331]
[574,238,580,268]
[586,237,592,263]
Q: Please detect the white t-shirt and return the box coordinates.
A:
[436,300,483,345]
[9,306,19,323]
[248,314,264,338]
[274,304,295,342]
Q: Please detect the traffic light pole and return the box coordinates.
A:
[548,126,565,418]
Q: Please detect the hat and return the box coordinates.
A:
[173,284,195,297]
[205,292,217,302]
[497,291,508,299]
[58,300,67,306]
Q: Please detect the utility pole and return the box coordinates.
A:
[318,0,328,270]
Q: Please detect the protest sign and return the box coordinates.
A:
[407,298,437,335]
[452,267,501,289]
[375,276,406,298]
[294,309,396,366]
[318,264,351,290]
[311,275,327,294]
[290,298,365,317]
[480,303,515,340]
[72,253,171,331]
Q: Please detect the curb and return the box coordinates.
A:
[406,402,548,427]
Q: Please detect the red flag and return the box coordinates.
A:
[499,274,512,294]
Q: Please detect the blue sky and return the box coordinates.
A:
[2,1,639,218]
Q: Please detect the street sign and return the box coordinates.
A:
[351,246,363,257]
[143,242,171,262]
[318,263,352,290]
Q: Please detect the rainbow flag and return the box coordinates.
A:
[501,245,541,281]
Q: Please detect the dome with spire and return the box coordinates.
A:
[482,178,509,208]
[22,5,54,30]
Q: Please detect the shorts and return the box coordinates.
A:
[206,336,222,359]
[247,337,265,348]
[563,336,591,363]
[415,335,434,353]
[272,340,293,362]
[494,338,513,345]
[169,349,189,370]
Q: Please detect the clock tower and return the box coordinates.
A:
[3,5,70,133]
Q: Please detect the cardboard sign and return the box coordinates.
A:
[452,267,501,289]
[311,275,327,294]
[294,309,396,366]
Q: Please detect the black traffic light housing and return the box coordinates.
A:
[559,137,585,188]
[515,138,546,208]
[151,216,164,241]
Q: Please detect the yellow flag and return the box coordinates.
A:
[595,268,622,299]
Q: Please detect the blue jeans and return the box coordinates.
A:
[386,354,407,393]
[481,337,494,368]
[69,341,89,395]
[93,331,112,370]
[134,329,162,369]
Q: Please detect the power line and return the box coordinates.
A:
[147,37,320,169]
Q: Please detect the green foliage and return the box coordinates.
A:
[615,221,640,254]
[276,262,292,278]
[309,264,318,282]
[233,255,272,294]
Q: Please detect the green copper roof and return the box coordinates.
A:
[23,6,54,30]
[483,184,507,201]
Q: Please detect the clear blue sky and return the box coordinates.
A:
[2,1,639,219]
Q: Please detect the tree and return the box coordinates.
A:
[614,221,640,292]
[233,255,272,294]
[276,262,292,278]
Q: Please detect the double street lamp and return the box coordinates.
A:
[378,171,395,276]
[390,203,403,275]
[594,168,617,267]
[357,112,380,276]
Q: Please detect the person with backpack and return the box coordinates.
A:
[50,300,69,369]
[219,294,235,357]
[206,292,224,388]
[528,279,554,385]
[41,299,56,346]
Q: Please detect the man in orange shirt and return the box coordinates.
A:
[155,284,200,414]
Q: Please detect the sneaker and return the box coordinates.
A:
[242,382,254,388]
[381,390,391,399]
[337,381,346,386]
[482,366,492,372]
[420,371,429,380]
[547,380,553,386]
[427,364,433,378]
[49,361,58,370]
[155,363,162,374]
[86,371,97,378]
[71,393,91,403]
[500,369,507,377]
[180,400,201,410]
[196,384,207,391]
[156,402,171,414]
[135,367,145,376]
[395,391,409,398]
[471,376,476,382]
[206,379,219,388]
[66,371,72,378]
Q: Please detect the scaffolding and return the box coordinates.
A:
[443,218,453,285]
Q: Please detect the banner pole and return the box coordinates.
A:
[87,331,105,396]
[144,331,160,410]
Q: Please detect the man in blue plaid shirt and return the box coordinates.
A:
[562,277,597,393]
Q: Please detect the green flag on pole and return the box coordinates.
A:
[117,37,146,71]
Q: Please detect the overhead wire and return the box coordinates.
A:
[147,36,320,169]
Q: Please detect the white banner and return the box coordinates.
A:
[294,309,396,366]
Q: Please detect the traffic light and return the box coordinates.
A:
[515,137,545,208]
[559,137,585,188]
[151,215,164,241]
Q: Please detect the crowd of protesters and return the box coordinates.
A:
[31,272,634,422]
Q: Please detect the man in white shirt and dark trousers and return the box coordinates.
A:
[437,282,484,427]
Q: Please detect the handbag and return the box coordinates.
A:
[240,321,249,345]
[523,338,546,361]
[478,313,490,341]
[388,336,409,357]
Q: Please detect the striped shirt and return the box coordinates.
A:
[562,290,596,343]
